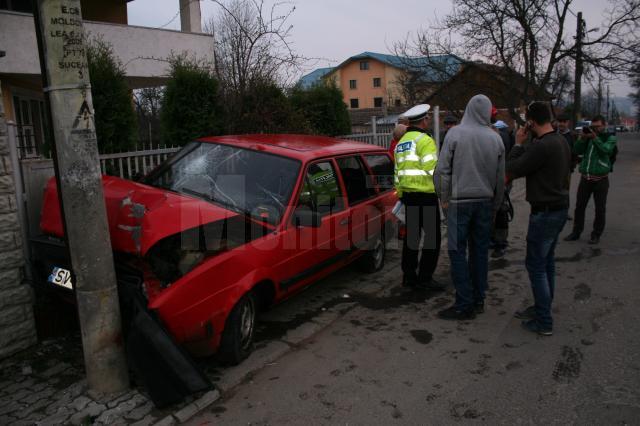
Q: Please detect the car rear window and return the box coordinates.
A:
[364,154,394,192]
[336,156,376,204]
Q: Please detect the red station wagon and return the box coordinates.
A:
[36,135,397,364]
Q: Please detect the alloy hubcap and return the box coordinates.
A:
[239,300,255,350]
[373,238,384,268]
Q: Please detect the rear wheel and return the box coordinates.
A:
[217,292,256,365]
[357,230,386,273]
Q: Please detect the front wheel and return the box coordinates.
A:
[357,231,386,273]
[217,292,256,365]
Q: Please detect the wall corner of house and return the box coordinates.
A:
[0,85,37,361]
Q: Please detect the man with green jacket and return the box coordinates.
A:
[565,115,617,245]
[394,104,443,290]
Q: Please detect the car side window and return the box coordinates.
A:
[364,154,394,192]
[336,156,376,204]
[297,161,344,216]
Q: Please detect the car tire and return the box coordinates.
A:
[357,230,386,273]
[217,292,256,365]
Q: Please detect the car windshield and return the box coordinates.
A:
[145,142,300,225]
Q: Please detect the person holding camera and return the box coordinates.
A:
[506,102,571,336]
[564,115,617,245]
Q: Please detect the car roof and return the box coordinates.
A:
[196,134,388,161]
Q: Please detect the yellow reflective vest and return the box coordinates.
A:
[394,129,438,196]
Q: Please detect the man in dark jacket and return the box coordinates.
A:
[564,115,617,245]
[506,102,571,336]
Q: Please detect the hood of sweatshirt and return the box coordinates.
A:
[461,94,493,127]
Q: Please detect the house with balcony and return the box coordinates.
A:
[0,0,214,158]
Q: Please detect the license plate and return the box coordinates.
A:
[48,267,73,290]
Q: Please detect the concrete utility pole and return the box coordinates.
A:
[32,0,129,393]
[572,11,584,125]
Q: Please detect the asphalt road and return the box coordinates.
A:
[190,133,640,425]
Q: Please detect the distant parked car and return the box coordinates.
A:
[33,135,398,364]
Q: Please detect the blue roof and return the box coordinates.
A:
[298,67,335,89]
[346,51,463,82]
[298,52,464,89]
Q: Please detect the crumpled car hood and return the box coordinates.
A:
[40,175,240,256]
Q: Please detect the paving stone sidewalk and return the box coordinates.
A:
[0,232,430,425]
[0,334,219,425]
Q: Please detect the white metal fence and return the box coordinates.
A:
[339,132,392,149]
[339,108,443,150]
[99,147,180,180]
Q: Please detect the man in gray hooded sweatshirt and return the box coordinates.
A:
[434,94,505,320]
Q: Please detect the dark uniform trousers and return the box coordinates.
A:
[401,192,441,283]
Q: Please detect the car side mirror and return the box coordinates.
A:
[294,207,322,228]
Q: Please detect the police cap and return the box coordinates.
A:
[403,104,431,122]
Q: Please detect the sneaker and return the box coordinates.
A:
[474,301,485,314]
[437,305,476,321]
[588,234,600,245]
[521,319,552,336]
[491,247,506,258]
[514,305,536,319]
[416,278,446,291]
[564,232,580,241]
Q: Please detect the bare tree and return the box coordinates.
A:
[133,87,163,148]
[204,0,304,94]
[395,0,640,120]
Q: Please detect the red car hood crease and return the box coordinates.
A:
[41,175,242,255]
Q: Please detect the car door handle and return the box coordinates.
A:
[339,218,350,226]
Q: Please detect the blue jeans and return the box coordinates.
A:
[447,201,493,311]
[525,209,568,329]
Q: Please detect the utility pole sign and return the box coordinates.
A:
[33,0,129,393]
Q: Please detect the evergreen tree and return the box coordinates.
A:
[86,39,137,153]
[289,82,351,136]
[161,56,223,146]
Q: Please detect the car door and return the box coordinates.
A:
[334,155,382,252]
[276,159,351,293]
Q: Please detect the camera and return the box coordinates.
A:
[582,126,593,134]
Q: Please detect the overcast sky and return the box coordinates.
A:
[127,0,632,98]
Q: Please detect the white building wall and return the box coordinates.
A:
[0,10,214,87]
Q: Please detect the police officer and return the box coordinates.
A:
[395,104,443,290]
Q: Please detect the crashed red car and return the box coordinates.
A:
[36,135,397,364]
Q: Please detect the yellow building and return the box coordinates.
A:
[299,52,463,110]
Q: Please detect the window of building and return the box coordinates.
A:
[395,99,402,107]
[350,99,359,109]
[349,80,357,90]
[373,77,381,88]
[374,97,383,108]
[364,155,394,192]
[297,161,344,216]
[360,61,369,71]
[336,156,376,204]
[12,94,47,158]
